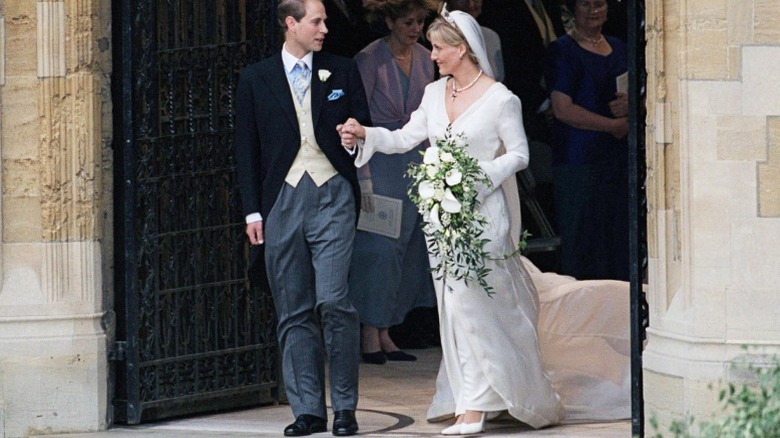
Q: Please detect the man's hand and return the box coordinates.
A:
[246,220,264,245]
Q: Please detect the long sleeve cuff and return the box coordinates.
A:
[246,213,262,224]
[344,138,362,156]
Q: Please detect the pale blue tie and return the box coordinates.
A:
[290,61,311,105]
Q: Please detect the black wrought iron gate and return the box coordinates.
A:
[111,0,281,424]
[628,0,648,436]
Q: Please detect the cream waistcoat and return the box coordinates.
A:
[285,89,338,187]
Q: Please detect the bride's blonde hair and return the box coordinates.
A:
[425,18,480,66]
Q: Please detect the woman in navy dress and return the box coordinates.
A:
[544,0,630,281]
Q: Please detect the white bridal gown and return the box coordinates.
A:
[356,77,565,428]
[356,77,633,427]
[529,260,632,422]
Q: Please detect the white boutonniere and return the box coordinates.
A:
[318,69,331,82]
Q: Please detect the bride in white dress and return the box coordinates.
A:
[338,7,630,435]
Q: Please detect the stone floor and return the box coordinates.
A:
[49,348,631,437]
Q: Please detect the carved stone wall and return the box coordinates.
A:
[0,0,113,436]
[644,0,780,433]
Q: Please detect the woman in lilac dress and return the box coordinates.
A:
[348,0,439,364]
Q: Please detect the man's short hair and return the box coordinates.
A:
[278,0,309,29]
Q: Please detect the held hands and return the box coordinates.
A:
[246,220,264,246]
[336,118,366,149]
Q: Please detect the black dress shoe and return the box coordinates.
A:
[361,351,386,364]
[284,414,327,436]
[384,350,417,361]
[332,410,359,436]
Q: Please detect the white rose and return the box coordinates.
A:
[423,146,441,165]
[445,169,462,186]
[441,188,462,213]
[433,188,445,201]
[318,69,332,82]
[440,151,454,162]
[426,164,439,178]
[418,180,435,200]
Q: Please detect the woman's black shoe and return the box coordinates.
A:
[384,350,417,361]
[361,351,387,364]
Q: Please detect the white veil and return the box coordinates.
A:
[441,5,495,80]
[440,4,522,244]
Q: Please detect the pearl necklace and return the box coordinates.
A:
[574,28,604,46]
[387,38,412,60]
[450,70,483,102]
[393,48,412,60]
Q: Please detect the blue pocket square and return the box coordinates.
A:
[327,89,345,101]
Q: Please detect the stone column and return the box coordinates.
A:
[644,0,780,433]
[0,1,113,436]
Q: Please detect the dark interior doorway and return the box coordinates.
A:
[110,0,647,433]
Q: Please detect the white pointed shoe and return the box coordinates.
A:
[458,412,485,435]
[441,422,462,435]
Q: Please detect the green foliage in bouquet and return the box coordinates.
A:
[406,128,495,296]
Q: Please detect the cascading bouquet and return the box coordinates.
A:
[407,127,495,297]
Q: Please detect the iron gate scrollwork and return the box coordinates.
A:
[112,0,280,424]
